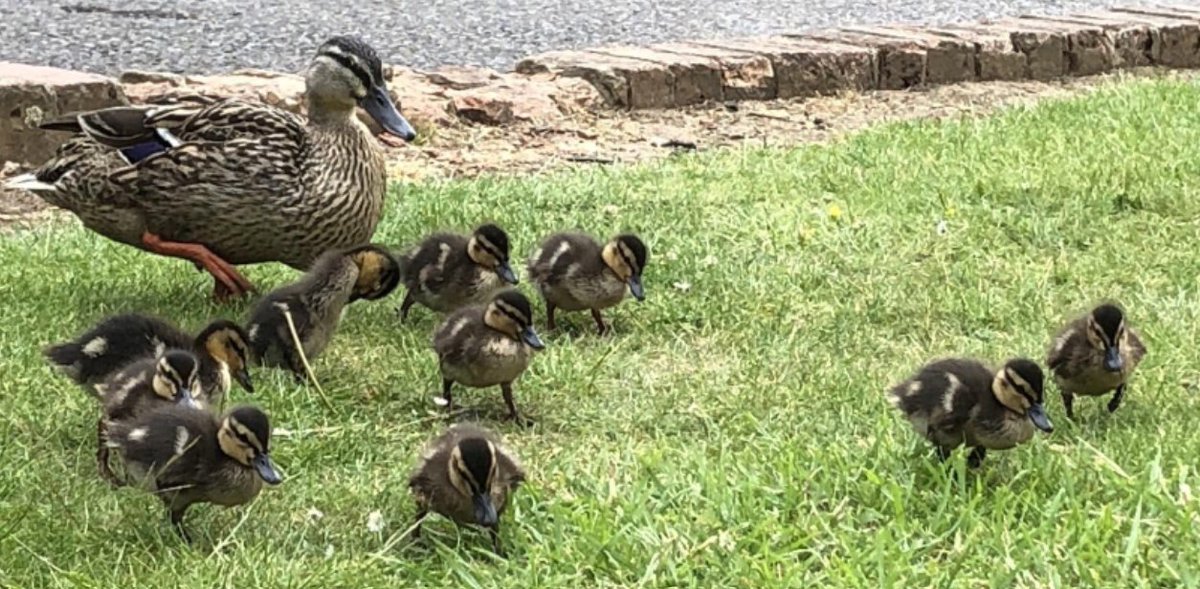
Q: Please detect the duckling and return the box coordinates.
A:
[105,403,282,541]
[408,423,525,556]
[395,223,519,321]
[44,313,253,404]
[433,290,545,424]
[94,350,205,486]
[887,357,1054,467]
[526,232,648,334]
[246,243,400,380]
[1047,303,1147,419]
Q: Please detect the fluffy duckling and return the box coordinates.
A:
[105,403,282,541]
[408,423,525,556]
[433,290,545,424]
[94,350,205,486]
[887,357,1054,467]
[44,313,253,404]
[1047,303,1146,419]
[246,244,400,380]
[526,232,648,334]
[396,223,519,321]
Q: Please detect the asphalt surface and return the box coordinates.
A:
[5,0,1112,75]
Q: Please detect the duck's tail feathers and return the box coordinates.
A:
[4,173,57,193]
[43,342,86,383]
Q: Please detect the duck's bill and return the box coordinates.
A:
[521,326,545,350]
[177,390,200,408]
[235,367,254,393]
[361,85,416,142]
[252,454,283,485]
[1103,346,1123,372]
[628,276,645,302]
[472,493,498,527]
[1028,403,1054,433]
[497,262,519,285]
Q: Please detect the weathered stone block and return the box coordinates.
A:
[650,42,775,101]
[920,25,1028,80]
[848,25,977,84]
[955,21,1068,80]
[588,45,723,106]
[1044,13,1156,67]
[517,50,675,109]
[799,30,925,89]
[1014,17,1118,75]
[1108,7,1200,67]
[691,36,875,98]
[0,62,127,166]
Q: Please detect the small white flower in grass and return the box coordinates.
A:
[701,255,718,268]
[432,396,450,407]
[366,510,385,533]
[306,507,325,522]
[672,281,691,292]
[936,220,948,235]
[324,544,335,559]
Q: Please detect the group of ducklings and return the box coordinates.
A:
[888,302,1146,467]
[43,223,649,552]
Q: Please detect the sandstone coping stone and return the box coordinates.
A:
[916,24,1029,81]
[950,21,1068,80]
[691,37,877,98]
[1109,6,1200,67]
[0,62,127,166]
[799,30,926,90]
[842,25,978,84]
[516,50,674,109]
[1038,13,1157,67]
[649,42,776,101]
[1010,17,1117,76]
[587,45,723,106]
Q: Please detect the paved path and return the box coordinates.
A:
[4,0,1110,75]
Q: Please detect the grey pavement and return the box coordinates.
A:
[3,0,1112,76]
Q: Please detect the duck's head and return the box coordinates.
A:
[483,290,544,350]
[601,234,649,302]
[196,320,254,393]
[1087,303,1128,373]
[152,350,203,408]
[307,35,416,142]
[468,224,518,285]
[218,406,283,485]
[448,436,502,528]
[992,358,1053,434]
[347,244,403,302]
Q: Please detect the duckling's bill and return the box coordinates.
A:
[178,389,200,408]
[1028,403,1054,433]
[362,85,416,142]
[235,367,254,393]
[497,262,519,285]
[253,453,283,485]
[473,492,498,527]
[521,326,545,349]
[1104,346,1123,372]
[628,275,645,301]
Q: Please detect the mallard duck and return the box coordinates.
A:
[408,423,525,556]
[1047,303,1147,419]
[93,350,204,486]
[44,313,253,404]
[526,232,648,334]
[4,35,416,301]
[433,290,545,424]
[105,403,282,541]
[395,223,519,321]
[246,244,400,380]
[887,357,1054,467]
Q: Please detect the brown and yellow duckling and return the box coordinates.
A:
[246,244,400,380]
[526,232,648,334]
[44,313,253,404]
[887,357,1054,467]
[395,223,519,321]
[1047,303,1146,419]
[93,350,205,486]
[433,290,545,424]
[408,423,525,556]
[105,403,282,541]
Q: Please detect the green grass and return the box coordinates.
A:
[3,76,1200,588]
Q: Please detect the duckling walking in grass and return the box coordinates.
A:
[45,313,254,405]
[246,244,400,381]
[409,424,525,556]
[887,357,1054,467]
[93,350,206,486]
[105,404,282,542]
[433,290,545,424]
[1047,303,1146,419]
[395,223,519,321]
[526,232,648,335]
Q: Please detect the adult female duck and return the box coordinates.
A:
[6,35,416,300]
